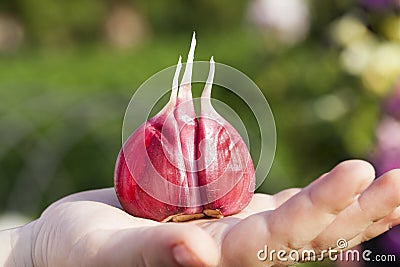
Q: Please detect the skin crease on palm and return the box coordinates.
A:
[1,160,400,267]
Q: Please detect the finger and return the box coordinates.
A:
[219,160,374,266]
[244,189,301,213]
[82,224,220,267]
[346,207,400,249]
[361,207,400,241]
[272,188,301,208]
[311,169,400,250]
[243,193,274,212]
[268,160,374,249]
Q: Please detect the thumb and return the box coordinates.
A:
[92,224,220,267]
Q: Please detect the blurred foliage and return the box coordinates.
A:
[0,0,399,238]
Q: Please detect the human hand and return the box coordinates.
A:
[2,160,400,267]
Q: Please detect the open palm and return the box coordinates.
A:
[27,160,400,267]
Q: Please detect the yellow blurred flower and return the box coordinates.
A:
[330,15,369,47]
[382,15,400,43]
[331,15,400,95]
[340,36,376,75]
[361,42,400,95]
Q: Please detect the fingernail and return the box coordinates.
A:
[172,244,206,267]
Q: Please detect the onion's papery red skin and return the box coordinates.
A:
[115,114,202,222]
[175,83,202,210]
[198,116,255,216]
[198,61,255,216]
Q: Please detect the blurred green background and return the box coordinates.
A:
[0,0,400,258]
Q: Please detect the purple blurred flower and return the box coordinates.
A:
[370,81,400,260]
[374,149,400,176]
[361,0,398,10]
[384,82,400,119]
[373,115,400,177]
[379,226,400,256]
